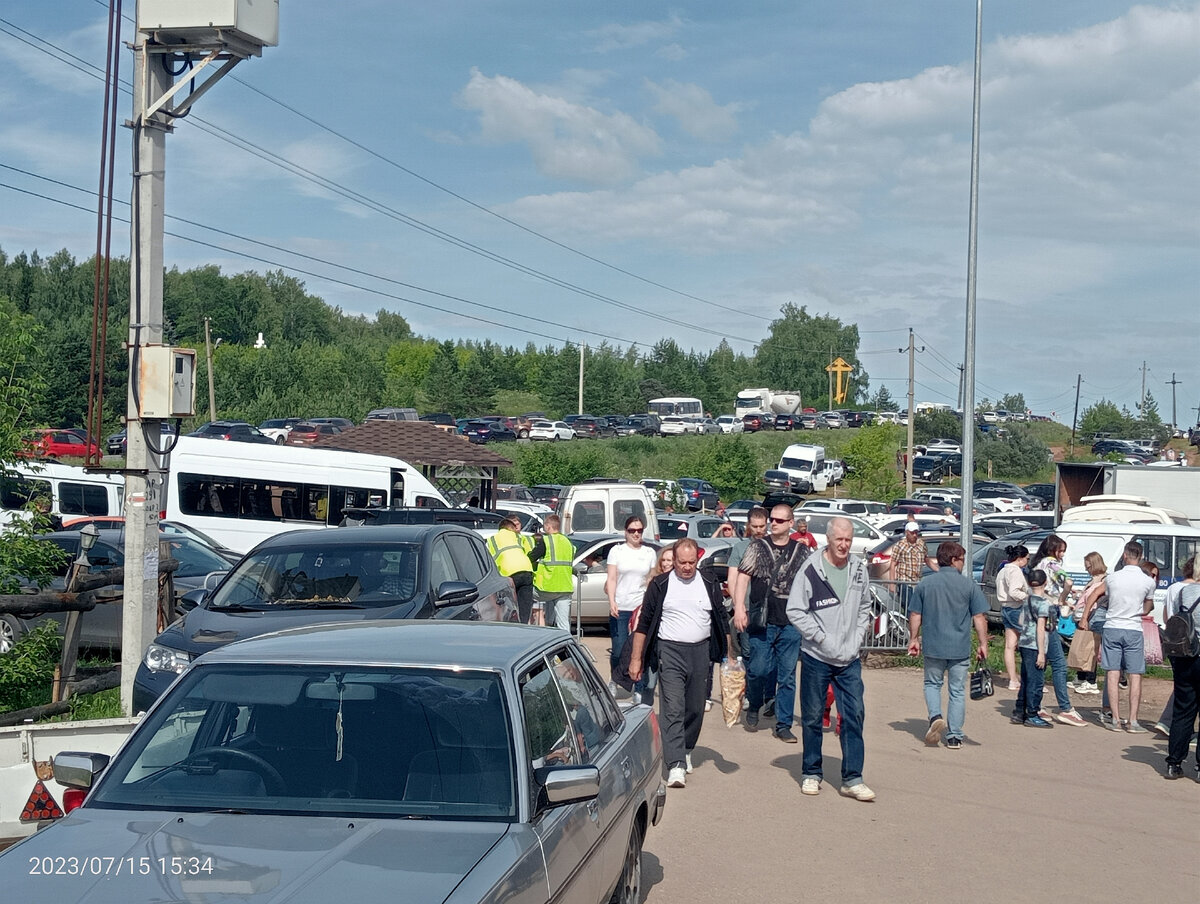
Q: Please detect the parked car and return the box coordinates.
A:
[418,412,457,432]
[572,416,616,439]
[132,524,519,710]
[529,419,576,441]
[798,512,888,557]
[741,413,763,433]
[365,407,419,421]
[529,484,567,508]
[773,413,798,431]
[819,411,847,429]
[695,418,722,435]
[927,450,964,476]
[797,413,820,430]
[104,422,178,455]
[26,429,101,460]
[257,418,302,443]
[974,481,1040,512]
[623,414,661,436]
[496,483,537,504]
[677,477,720,512]
[1021,483,1056,508]
[716,415,744,434]
[925,438,962,454]
[659,416,690,436]
[464,420,518,444]
[15,622,665,904]
[285,422,343,445]
[867,528,996,583]
[842,411,870,428]
[910,455,948,485]
[308,417,355,430]
[190,421,276,444]
[640,478,682,509]
[656,512,730,542]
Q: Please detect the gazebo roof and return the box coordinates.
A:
[315,421,513,468]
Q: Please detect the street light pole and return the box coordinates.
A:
[204,317,218,422]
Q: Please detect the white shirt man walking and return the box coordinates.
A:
[1102,541,1157,732]
[787,517,875,801]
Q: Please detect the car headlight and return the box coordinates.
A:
[143,643,192,675]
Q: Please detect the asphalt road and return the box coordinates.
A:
[576,636,1200,904]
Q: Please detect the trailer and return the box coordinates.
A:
[1054,462,1200,526]
[734,388,802,419]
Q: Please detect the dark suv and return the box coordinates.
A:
[572,416,616,439]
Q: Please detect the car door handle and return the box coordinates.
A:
[620,756,632,779]
[586,800,599,822]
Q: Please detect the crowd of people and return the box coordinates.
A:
[489,507,1200,795]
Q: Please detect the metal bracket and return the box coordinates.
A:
[141,50,243,123]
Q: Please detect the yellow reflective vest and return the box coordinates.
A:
[487,527,533,577]
[534,532,575,593]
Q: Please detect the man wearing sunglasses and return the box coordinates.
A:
[734,503,812,742]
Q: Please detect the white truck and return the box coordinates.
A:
[776,444,829,494]
[734,388,802,419]
[1054,462,1200,526]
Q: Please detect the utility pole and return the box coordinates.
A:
[1140,361,1147,413]
[204,317,218,422]
[1070,374,1082,454]
[577,343,585,415]
[1165,373,1181,431]
[899,329,924,495]
[121,10,275,715]
[828,345,834,411]
[957,363,965,412]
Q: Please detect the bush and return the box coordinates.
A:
[842,425,904,501]
[0,623,61,713]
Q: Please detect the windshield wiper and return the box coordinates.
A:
[271,599,366,609]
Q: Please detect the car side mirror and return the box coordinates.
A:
[573,562,589,575]
[435,580,479,608]
[52,752,111,790]
[538,765,601,808]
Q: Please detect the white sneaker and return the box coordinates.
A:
[667,766,686,788]
[839,782,877,802]
[704,699,713,712]
[1056,710,1089,727]
[685,753,693,774]
[800,777,821,796]
[742,697,750,711]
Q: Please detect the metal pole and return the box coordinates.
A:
[1070,374,1081,454]
[1166,373,1181,431]
[906,329,915,496]
[204,317,217,422]
[122,36,170,714]
[959,0,983,565]
[577,343,585,415]
[828,345,834,412]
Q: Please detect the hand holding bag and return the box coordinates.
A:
[970,666,995,700]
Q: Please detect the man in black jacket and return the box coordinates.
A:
[629,539,731,788]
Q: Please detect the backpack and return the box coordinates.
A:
[1162,585,1200,658]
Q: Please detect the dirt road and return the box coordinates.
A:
[577,637,1199,904]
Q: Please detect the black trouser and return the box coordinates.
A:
[657,639,710,770]
[1167,654,1200,768]
[511,571,534,624]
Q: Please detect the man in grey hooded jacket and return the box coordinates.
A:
[787,517,875,801]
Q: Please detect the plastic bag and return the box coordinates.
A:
[719,657,746,728]
[1142,615,1163,666]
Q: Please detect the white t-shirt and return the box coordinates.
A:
[608,543,656,611]
[1104,566,1156,631]
[658,572,712,643]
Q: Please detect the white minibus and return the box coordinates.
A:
[1,461,124,527]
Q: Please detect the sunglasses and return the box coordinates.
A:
[769,517,792,524]
[626,528,644,534]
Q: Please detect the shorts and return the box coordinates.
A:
[1100,628,1146,675]
[1001,607,1024,632]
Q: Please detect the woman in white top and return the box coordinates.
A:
[606,515,657,697]
[996,545,1031,690]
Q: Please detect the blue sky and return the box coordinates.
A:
[1,2,1197,422]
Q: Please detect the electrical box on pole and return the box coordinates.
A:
[138,0,279,51]
[138,347,197,418]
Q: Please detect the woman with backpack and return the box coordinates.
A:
[1165,557,1200,780]
[1030,536,1089,727]
[997,545,1031,691]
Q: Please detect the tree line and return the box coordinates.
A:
[0,247,870,428]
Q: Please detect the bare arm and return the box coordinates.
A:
[605,563,619,618]
[907,612,922,656]
[627,630,648,682]
[972,612,989,662]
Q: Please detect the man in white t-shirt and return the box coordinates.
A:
[606,515,657,697]
[1102,541,1157,732]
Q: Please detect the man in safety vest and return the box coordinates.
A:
[531,513,576,631]
[488,514,535,623]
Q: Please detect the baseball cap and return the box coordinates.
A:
[904,522,920,533]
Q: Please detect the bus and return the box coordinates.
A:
[1,461,125,528]
[165,437,449,553]
[647,397,703,418]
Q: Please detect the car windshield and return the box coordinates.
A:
[165,538,232,578]
[88,663,515,820]
[209,543,421,609]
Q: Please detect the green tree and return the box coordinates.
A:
[913,410,969,445]
[754,304,867,408]
[841,424,904,501]
[869,385,899,412]
[677,435,761,498]
[1078,399,1129,438]
[422,341,468,414]
[999,393,1027,414]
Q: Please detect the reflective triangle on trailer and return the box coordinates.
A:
[20,780,64,821]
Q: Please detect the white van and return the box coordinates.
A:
[1054,521,1200,626]
[1,461,124,527]
[1061,494,1190,526]
[559,482,661,542]
[778,444,829,494]
[165,436,448,553]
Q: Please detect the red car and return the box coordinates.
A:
[286,422,343,445]
[26,429,101,460]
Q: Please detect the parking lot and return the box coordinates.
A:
[576,636,1198,904]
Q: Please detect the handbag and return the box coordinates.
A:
[970,666,995,700]
[1142,615,1163,666]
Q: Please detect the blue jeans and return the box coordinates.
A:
[1045,630,1073,712]
[1015,647,1045,720]
[799,651,866,785]
[746,624,801,731]
[610,614,651,702]
[923,656,970,739]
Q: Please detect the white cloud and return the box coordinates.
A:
[457,69,661,184]
[645,79,741,141]
[657,43,687,62]
[0,19,111,97]
[587,15,684,53]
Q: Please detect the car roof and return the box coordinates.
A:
[204,620,563,670]
[254,524,469,550]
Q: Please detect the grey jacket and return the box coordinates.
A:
[786,551,873,666]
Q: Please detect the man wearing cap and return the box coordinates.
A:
[889,521,939,610]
